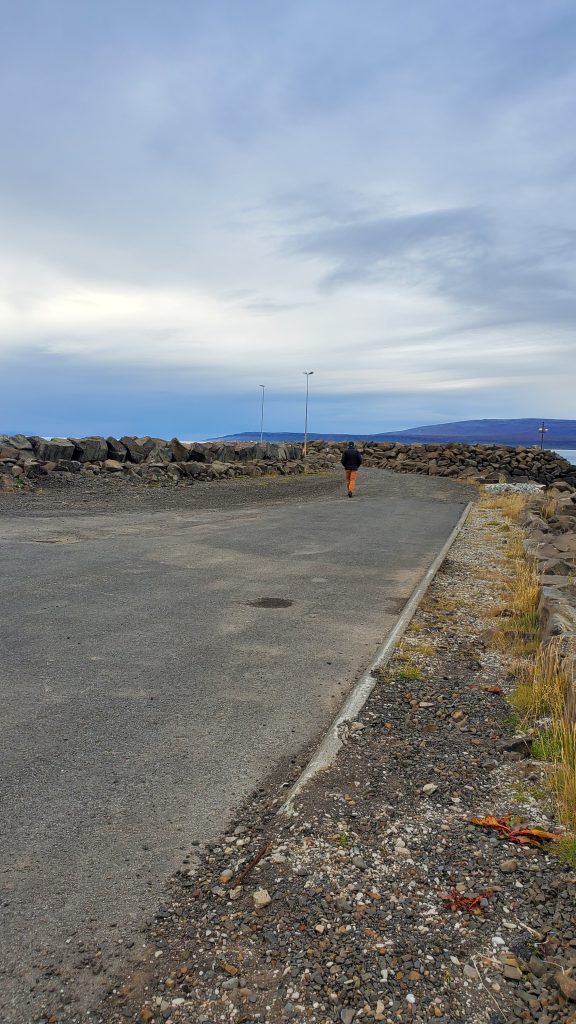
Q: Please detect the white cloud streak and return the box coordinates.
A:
[0,0,574,422]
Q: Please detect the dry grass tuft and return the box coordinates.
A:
[480,488,576,846]
[541,495,559,521]
[481,490,526,519]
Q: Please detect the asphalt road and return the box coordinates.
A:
[0,471,470,1021]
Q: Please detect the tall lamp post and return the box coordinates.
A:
[303,371,314,457]
[538,421,548,451]
[259,385,265,443]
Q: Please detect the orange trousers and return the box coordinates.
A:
[345,469,357,493]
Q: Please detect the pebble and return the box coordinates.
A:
[499,858,519,874]
[253,887,272,909]
[503,965,523,981]
[556,972,576,1001]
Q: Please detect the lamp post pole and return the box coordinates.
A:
[538,421,548,451]
[303,371,314,457]
[259,385,265,443]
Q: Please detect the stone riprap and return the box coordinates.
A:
[522,483,576,717]
[1,434,575,491]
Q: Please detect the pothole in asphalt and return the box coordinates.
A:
[247,597,293,608]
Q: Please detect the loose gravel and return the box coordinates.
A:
[484,484,545,494]
[76,498,575,1024]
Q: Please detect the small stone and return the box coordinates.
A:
[253,887,272,909]
[219,869,234,883]
[340,1009,356,1024]
[555,972,576,1001]
[499,858,519,874]
[352,856,367,870]
[464,965,478,979]
[422,783,438,795]
[229,885,242,900]
[220,961,239,976]
[503,965,522,981]
[528,955,546,978]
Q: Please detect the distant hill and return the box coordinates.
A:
[212,419,576,447]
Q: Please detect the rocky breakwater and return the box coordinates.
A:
[2,434,576,492]
[306,439,576,485]
[522,482,576,716]
[0,435,306,491]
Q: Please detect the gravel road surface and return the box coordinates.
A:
[0,470,471,1022]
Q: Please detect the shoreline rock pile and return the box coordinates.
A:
[522,483,576,716]
[1,433,575,491]
[306,439,576,485]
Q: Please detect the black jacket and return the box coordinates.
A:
[341,447,362,470]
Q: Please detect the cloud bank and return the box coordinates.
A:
[1,0,574,435]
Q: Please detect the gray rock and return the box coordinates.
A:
[106,437,128,462]
[120,436,157,463]
[2,434,34,452]
[32,437,75,462]
[170,438,192,462]
[555,971,576,1001]
[528,956,547,978]
[71,436,109,462]
[499,858,519,874]
[503,965,523,981]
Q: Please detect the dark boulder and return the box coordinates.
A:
[32,438,76,462]
[71,436,109,462]
[120,436,157,463]
[106,437,128,462]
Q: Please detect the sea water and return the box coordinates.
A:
[554,450,576,466]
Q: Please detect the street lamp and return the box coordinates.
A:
[538,421,548,451]
[259,385,266,443]
[303,371,314,457]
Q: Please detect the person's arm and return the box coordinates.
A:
[341,453,346,466]
[357,452,363,466]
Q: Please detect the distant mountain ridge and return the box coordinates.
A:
[212,418,576,447]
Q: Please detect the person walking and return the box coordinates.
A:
[341,441,362,497]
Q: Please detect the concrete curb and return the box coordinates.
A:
[279,500,474,816]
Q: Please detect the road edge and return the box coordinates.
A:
[279,499,474,815]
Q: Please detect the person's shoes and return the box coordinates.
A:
[348,491,353,497]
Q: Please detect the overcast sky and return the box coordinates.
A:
[1,0,575,438]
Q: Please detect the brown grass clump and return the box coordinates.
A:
[480,488,576,845]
